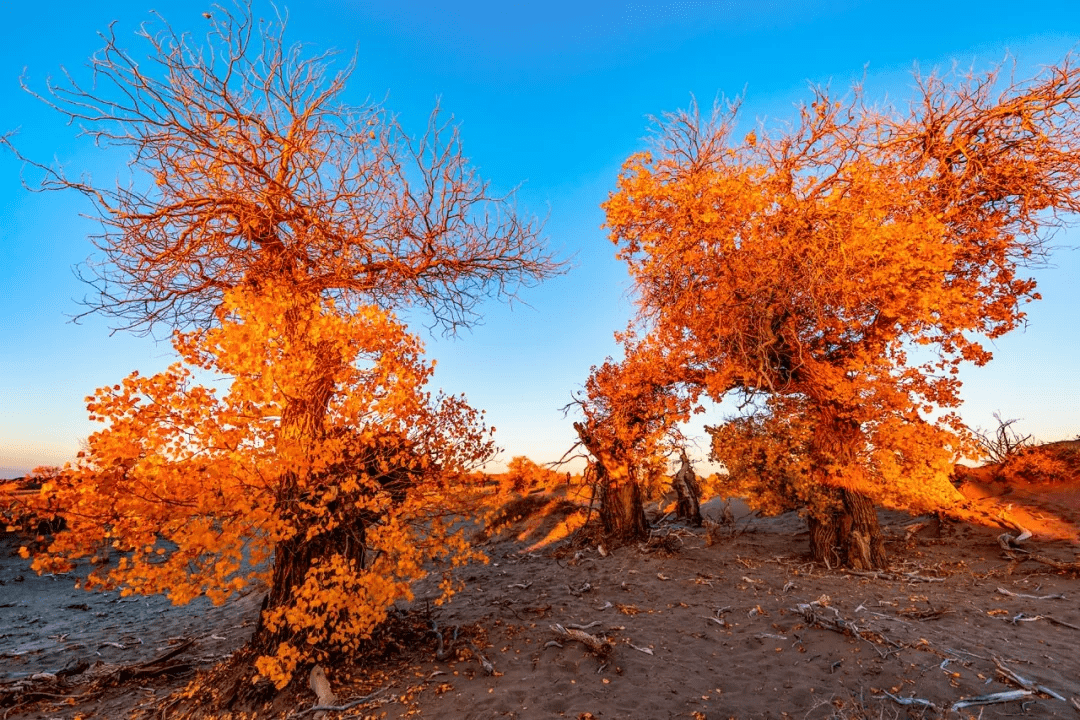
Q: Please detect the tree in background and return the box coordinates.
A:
[671,448,703,526]
[503,455,562,493]
[573,342,691,543]
[5,2,558,694]
[602,59,1080,567]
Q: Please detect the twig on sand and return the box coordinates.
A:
[998,527,1033,551]
[1008,613,1080,631]
[429,619,460,660]
[998,530,1080,572]
[843,569,944,583]
[878,688,1040,714]
[877,690,937,712]
[465,640,496,675]
[793,602,896,657]
[567,582,592,597]
[952,689,1034,710]
[996,587,1066,600]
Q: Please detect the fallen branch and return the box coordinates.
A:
[993,656,1069,702]
[881,688,1041,714]
[998,528,1033,550]
[429,620,460,661]
[0,639,198,719]
[997,587,1066,600]
[903,521,930,540]
[550,623,612,656]
[843,569,944,583]
[465,640,495,675]
[1008,613,1080,631]
[794,603,895,658]
[952,689,1034,710]
[999,534,1080,572]
[877,690,937,712]
[567,582,592,597]
[1022,553,1080,572]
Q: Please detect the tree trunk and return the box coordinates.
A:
[672,450,703,526]
[595,466,649,543]
[574,421,650,546]
[807,489,887,569]
[805,404,887,569]
[247,314,350,674]
[251,516,367,655]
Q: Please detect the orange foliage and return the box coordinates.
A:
[575,343,693,493]
[20,284,493,686]
[603,59,1080,528]
[502,456,562,494]
[571,343,698,540]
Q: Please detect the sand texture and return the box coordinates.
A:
[2,487,1080,719]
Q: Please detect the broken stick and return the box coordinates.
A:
[996,587,1066,600]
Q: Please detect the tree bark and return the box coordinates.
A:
[250,512,368,652]
[672,449,703,526]
[807,489,887,569]
[595,466,649,543]
[805,404,887,569]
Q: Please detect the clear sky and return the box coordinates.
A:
[2,0,1079,478]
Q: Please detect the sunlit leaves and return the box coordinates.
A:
[20,283,494,687]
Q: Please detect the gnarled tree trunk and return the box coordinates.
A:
[672,449,702,526]
[807,489,887,570]
[575,422,650,545]
[594,463,649,541]
[806,406,887,569]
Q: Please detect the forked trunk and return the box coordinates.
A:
[672,450,703,526]
[807,489,887,570]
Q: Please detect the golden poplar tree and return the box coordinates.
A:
[4,3,559,693]
[597,60,1080,566]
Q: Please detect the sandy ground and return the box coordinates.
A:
[2,484,1080,720]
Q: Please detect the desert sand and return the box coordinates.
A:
[3,479,1080,720]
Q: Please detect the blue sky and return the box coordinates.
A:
[2,0,1079,478]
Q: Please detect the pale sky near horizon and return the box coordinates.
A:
[2,1,1079,478]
